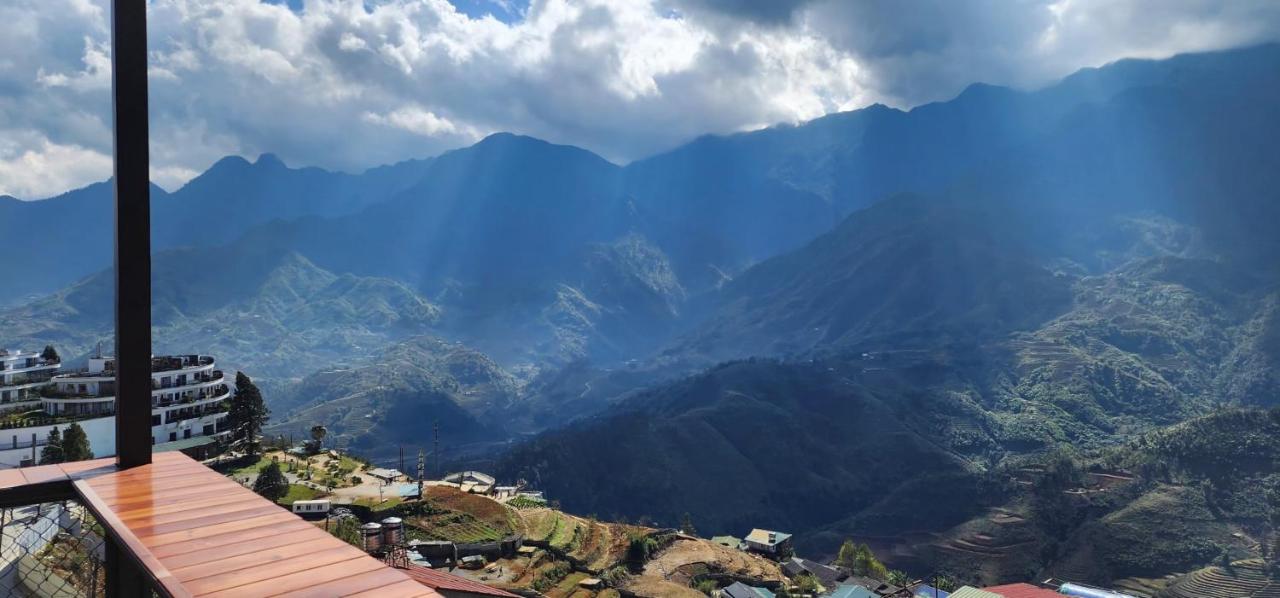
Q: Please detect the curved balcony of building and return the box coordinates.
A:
[53,355,216,383]
[152,383,231,412]
[0,406,113,431]
[0,360,60,379]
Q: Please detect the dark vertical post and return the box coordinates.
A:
[111,0,152,469]
[105,541,149,597]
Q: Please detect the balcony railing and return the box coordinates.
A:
[0,454,440,596]
[153,385,230,409]
[0,499,106,596]
[0,411,114,432]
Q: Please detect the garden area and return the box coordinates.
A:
[406,486,517,543]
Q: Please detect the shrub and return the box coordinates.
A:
[531,561,572,592]
[627,532,658,564]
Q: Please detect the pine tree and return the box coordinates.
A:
[61,423,93,462]
[40,427,64,464]
[229,372,270,456]
[309,424,327,454]
[253,461,289,502]
[834,539,858,570]
[845,542,887,580]
[40,345,59,362]
[679,512,697,536]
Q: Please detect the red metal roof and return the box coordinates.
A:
[982,583,1062,598]
[403,565,521,597]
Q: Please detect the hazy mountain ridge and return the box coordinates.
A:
[0,154,435,304]
[0,247,442,384]
[265,335,519,462]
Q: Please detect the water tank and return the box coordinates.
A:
[1059,583,1138,598]
[360,522,383,553]
[381,517,403,546]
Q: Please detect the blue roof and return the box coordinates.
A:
[723,582,775,598]
[914,586,950,598]
[828,585,877,598]
[394,483,421,498]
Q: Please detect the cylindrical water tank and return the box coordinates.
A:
[1059,583,1138,598]
[382,517,403,546]
[361,522,383,553]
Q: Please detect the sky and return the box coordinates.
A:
[2,0,1280,199]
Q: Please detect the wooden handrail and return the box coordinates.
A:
[75,477,190,598]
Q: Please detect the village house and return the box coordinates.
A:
[783,556,848,588]
[827,585,878,598]
[743,528,793,557]
[367,467,406,483]
[712,535,744,550]
[722,581,777,598]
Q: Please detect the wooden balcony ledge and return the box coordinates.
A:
[0,452,440,597]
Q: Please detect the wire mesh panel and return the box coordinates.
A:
[0,500,105,597]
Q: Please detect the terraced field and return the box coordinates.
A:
[1112,574,1178,597]
[921,506,1040,583]
[408,486,517,543]
[1163,559,1280,598]
[414,511,509,542]
[514,507,635,571]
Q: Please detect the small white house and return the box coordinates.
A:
[291,499,331,517]
[517,491,545,502]
[494,486,519,499]
[743,528,793,555]
[367,468,405,483]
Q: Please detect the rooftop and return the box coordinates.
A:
[828,585,877,598]
[723,581,777,598]
[981,583,1063,598]
[745,528,792,545]
[951,587,1007,598]
[402,565,520,597]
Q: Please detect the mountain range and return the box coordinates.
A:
[5,42,1280,587]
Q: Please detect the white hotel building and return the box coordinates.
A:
[0,352,231,468]
[0,349,61,406]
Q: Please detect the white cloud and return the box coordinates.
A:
[0,131,112,198]
[362,105,474,137]
[1,0,1279,198]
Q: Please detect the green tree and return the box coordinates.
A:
[229,372,270,456]
[887,570,910,587]
[309,424,327,453]
[850,543,887,579]
[794,573,823,595]
[330,516,361,546]
[627,532,658,564]
[40,427,64,464]
[835,539,858,570]
[40,345,59,362]
[695,579,717,596]
[253,461,288,502]
[835,540,887,579]
[679,512,697,536]
[61,423,92,462]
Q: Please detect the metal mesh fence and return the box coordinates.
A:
[0,501,105,598]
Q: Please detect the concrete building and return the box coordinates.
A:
[0,354,230,467]
[0,349,60,407]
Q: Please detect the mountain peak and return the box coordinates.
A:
[473,132,542,150]
[207,154,252,172]
[255,153,286,168]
